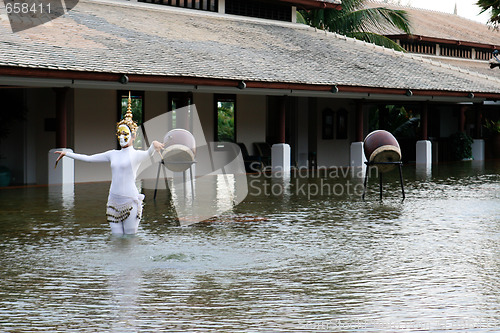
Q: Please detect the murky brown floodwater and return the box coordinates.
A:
[1,161,499,332]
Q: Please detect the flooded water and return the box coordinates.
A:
[1,161,499,332]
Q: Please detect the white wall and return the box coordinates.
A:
[236,94,266,155]
[296,97,309,167]
[193,92,214,144]
[315,98,352,167]
[73,89,115,183]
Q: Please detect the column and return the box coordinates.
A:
[55,87,69,148]
[350,102,366,172]
[48,148,74,185]
[416,102,432,168]
[272,97,291,173]
[472,103,485,161]
[50,88,74,185]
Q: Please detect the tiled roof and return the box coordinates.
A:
[366,0,500,47]
[1,0,500,94]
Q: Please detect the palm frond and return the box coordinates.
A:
[335,8,410,35]
[295,10,307,24]
[299,0,411,50]
[475,0,500,28]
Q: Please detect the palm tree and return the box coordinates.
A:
[476,0,500,28]
[298,0,411,51]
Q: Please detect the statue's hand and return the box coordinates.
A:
[152,140,165,153]
[54,150,66,168]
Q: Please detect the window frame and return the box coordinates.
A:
[214,94,237,143]
[116,90,145,148]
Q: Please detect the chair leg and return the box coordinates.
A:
[379,171,383,200]
[399,163,405,201]
[362,164,369,200]
[153,161,162,200]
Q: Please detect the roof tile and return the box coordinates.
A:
[0,0,499,93]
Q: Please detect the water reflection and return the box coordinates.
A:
[0,162,499,331]
[48,183,75,216]
[415,164,432,180]
[106,237,143,332]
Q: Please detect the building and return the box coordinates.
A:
[0,0,499,186]
[366,1,500,160]
[366,1,500,77]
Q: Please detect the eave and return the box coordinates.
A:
[1,66,497,101]
[388,34,500,51]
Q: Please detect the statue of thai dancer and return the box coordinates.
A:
[54,93,164,234]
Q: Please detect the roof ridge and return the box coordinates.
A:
[83,0,310,29]
[320,28,500,86]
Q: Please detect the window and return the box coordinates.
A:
[336,108,348,139]
[168,92,193,130]
[215,94,236,142]
[322,108,334,140]
[118,90,144,127]
[117,90,145,148]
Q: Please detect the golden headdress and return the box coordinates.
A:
[117,91,138,134]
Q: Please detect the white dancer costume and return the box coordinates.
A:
[65,145,155,234]
[59,92,161,235]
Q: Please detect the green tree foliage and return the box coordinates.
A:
[121,96,144,148]
[298,0,411,51]
[217,102,235,142]
[484,118,500,134]
[476,0,500,28]
[121,97,143,126]
[450,132,473,160]
[369,105,419,138]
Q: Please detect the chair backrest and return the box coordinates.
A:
[236,142,250,158]
[253,142,271,157]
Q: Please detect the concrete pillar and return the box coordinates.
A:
[48,148,74,185]
[272,143,291,174]
[350,102,366,174]
[416,140,432,167]
[350,142,366,175]
[416,164,432,180]
[472,104,484,161]
[472,139,485,161]
[218,0,225,13]
[272,97,290,174]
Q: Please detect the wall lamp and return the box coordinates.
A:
[237,80,246,90]
[119,74,129,84]
[405,89,413,97]
[468,92,475,99]
[331,85,339,93]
